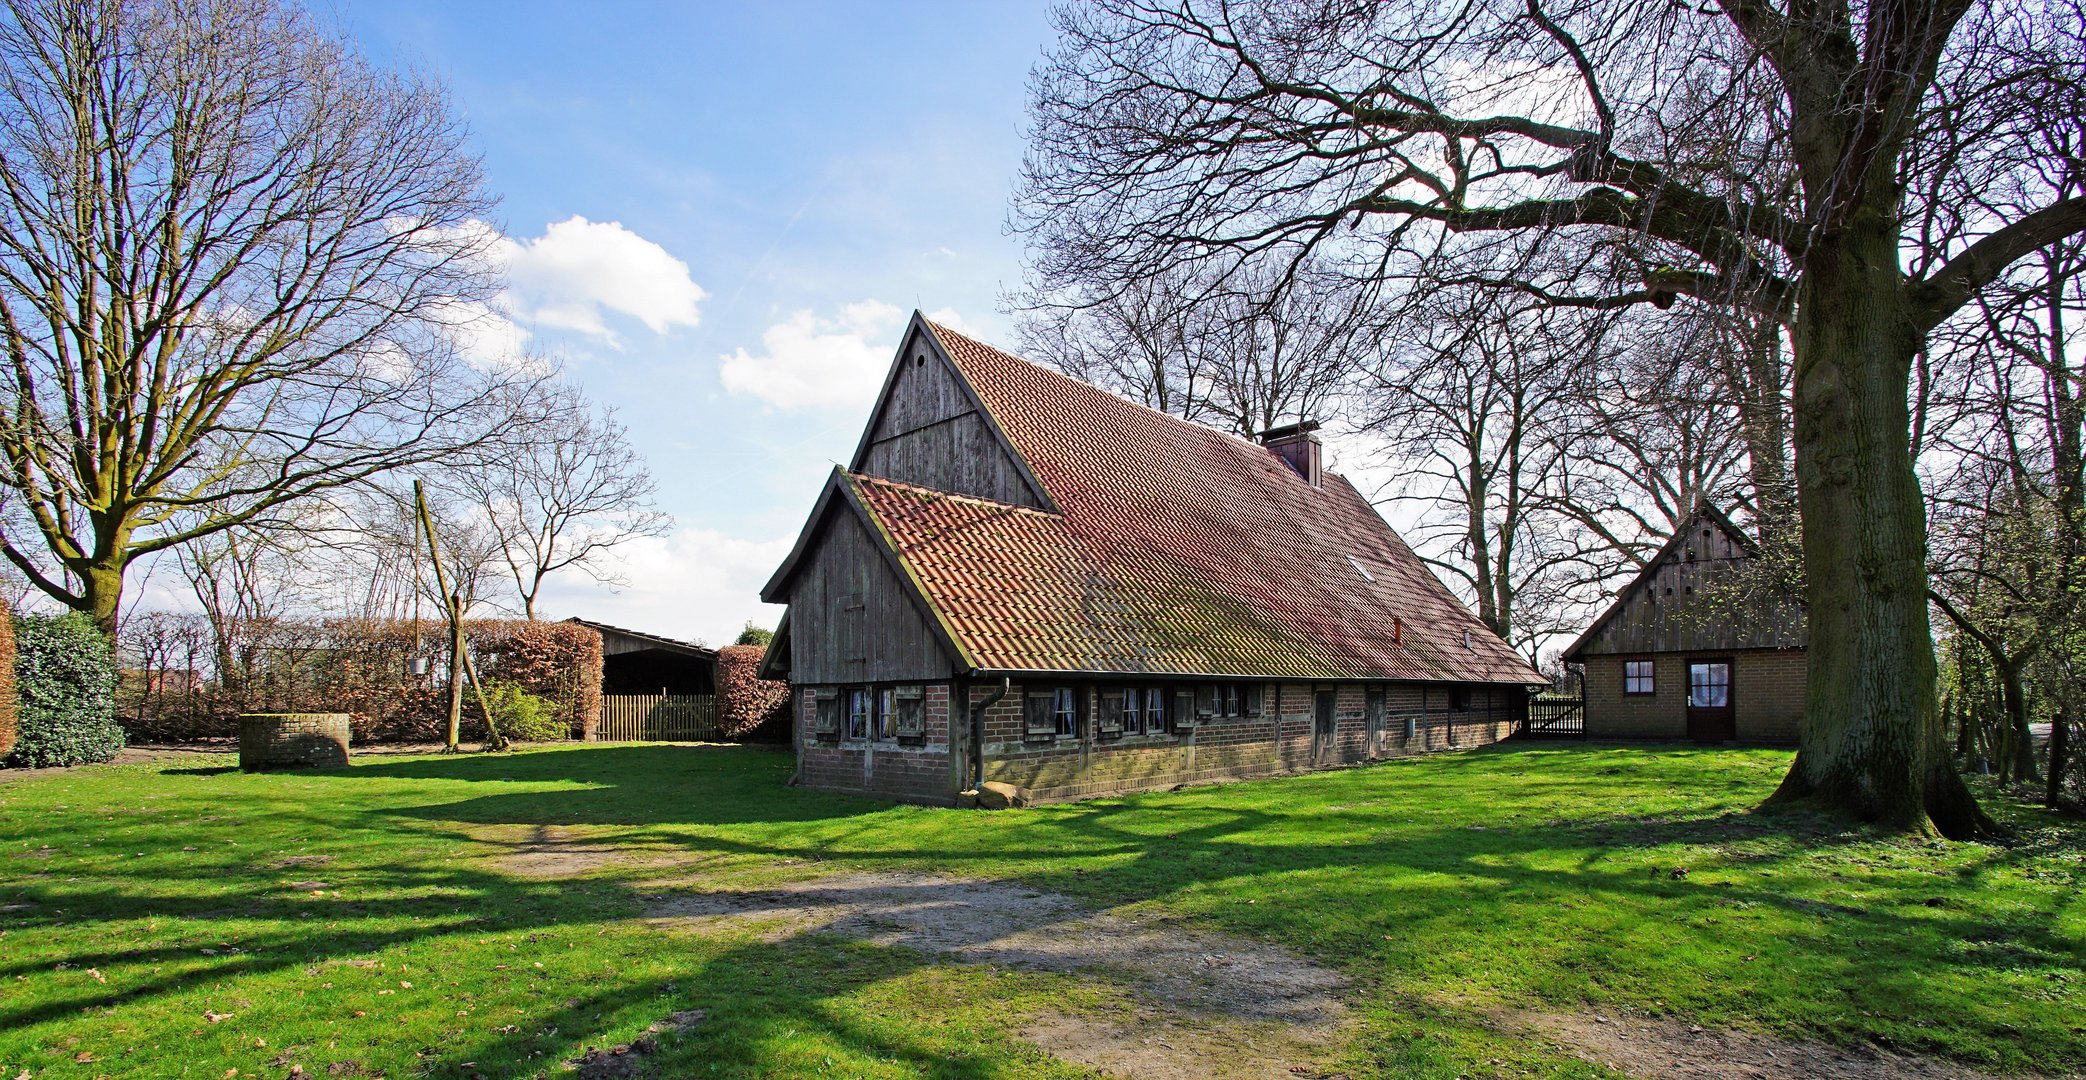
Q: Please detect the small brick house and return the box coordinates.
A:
[758,313,1545,804]
[1561,503,1808,744]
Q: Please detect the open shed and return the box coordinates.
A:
[563,618,717,696]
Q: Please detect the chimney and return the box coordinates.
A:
[1258,420,1322,487]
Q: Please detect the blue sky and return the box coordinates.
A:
[330,1,1058,643]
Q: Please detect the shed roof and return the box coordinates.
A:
[562,618,717,659]
[768,315,1540,685]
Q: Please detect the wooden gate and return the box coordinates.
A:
[1524,696,1586,738]
[595,694,721,741]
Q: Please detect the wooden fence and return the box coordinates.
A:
[1524,696,1586,738]
[594,694,721,742]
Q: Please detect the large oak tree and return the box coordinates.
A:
[1017,0,2086,836]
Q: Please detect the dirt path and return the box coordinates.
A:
[493,825,2034,1080]
[1504,1010,2035,1080]
[500,825,1350,1079]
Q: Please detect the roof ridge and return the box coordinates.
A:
[922,318,1356,487]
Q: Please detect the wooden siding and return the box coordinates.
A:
[1572,510,1806,657]
[856,336,1045,508]
[788,509,958,684]
[595,694,719,741]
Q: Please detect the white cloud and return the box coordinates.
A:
[429,216,706,365]
[533,526,792,647]
[718,300,907,411]
[924,306,974,334]
[428,297,536,371]
[495,216,706,343]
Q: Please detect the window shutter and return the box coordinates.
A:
[1024,691,1056,738]
[1243,684,1264,716]
[895,685,925,736]
[1195,684,1217,719]
[1174,688,1197,729]
[1098,690,1123,736]
[814,691,840,738]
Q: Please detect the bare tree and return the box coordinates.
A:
[1016,254,1361,435]
[1017,0,2086,836]
[176,524,311,696]
[0,0,544,637]
[1356,290,1596,657]
[1542,306,1761,561]
[460,387,670,620]
[1016,272,1211,420]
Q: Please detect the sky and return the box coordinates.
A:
[282,0,1062,645]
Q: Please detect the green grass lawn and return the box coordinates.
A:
[0,743,2080,1078]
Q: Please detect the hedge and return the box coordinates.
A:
[9,612,124,767]
[118,616,603,743]
[716,644,790,739]
[0,595,15,759]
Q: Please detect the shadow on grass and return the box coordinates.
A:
[323,741,2086,1069]
[7,741,2083,1075]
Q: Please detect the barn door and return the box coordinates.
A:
[1313,691,1337,765]
[1685,661,1736,743]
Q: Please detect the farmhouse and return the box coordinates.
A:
[758,312,1543,804]
[1561,502,1808,744]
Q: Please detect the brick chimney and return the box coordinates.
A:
[1258,420,1322,487]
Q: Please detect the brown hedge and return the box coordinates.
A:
[715,644,790,739]
[118,615,602,743]
[0,594,15,757]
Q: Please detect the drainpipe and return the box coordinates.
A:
[967,676,1009,790]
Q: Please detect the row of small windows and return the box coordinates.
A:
[814,682,1486,743]
[1024,684,1230,740]
[813,685,927,742]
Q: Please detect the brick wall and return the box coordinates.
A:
[979,679,1520,803]
[1735,649,1805,743]
[1582,649,1805,745]
[793,682,959,805]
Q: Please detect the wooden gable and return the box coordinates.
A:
[1564,504,1807,660]
[768,482,962,684]
[848,315,1052,510]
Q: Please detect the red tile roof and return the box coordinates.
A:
[835,320,1539,684]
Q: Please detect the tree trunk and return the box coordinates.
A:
[1736,316,1795,534]
[1997,659,2037,784]
[2048,713,2070,809]
[1767,221,1996,838]
[80,560,125,641]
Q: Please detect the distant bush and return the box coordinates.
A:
[733,621,774,647]
[9,612,124,768]
[484,679,564,742]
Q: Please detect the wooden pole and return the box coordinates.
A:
[445,593,465,751]
[413,480,508,752]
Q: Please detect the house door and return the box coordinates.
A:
[1686,661,1736,742]
[1314,691,1337,765]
